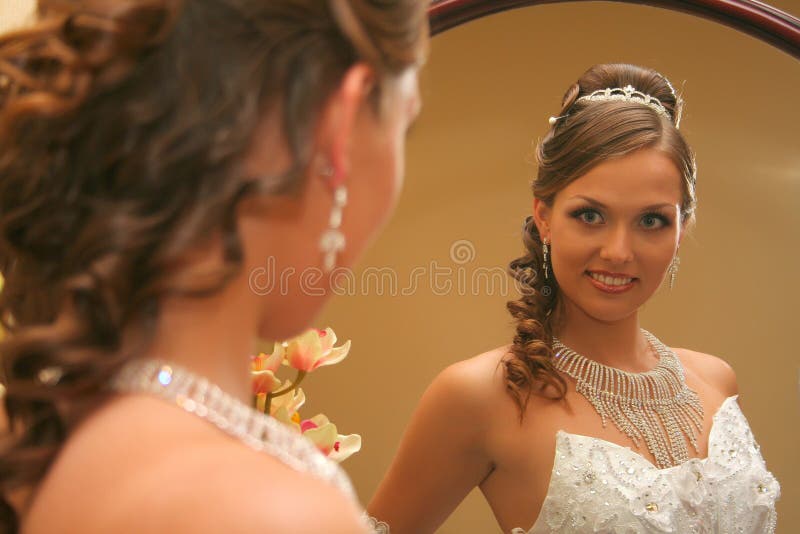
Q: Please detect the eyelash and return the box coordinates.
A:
[568,208,672,229]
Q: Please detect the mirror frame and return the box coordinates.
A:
[429,0,800,59]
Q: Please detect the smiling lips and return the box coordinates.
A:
[586,270,637,293]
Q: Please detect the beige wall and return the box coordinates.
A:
[309,2,800,533]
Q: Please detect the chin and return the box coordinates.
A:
[585,307,639,324]
[258,294,332,342]
[564,294,642,325]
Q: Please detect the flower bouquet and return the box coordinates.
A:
[251,328,360,462]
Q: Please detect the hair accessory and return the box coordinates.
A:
[548,115,567,126]
[319,165,347,272]
[576,85,671,121]
[552,329,704,469]
[668,254,680,290]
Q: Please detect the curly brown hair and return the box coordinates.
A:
[504,63,697,415]
[0,0,427,528]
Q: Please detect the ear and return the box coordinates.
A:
[315,63,376,185]
[532,198,552,240]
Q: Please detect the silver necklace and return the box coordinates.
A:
[552,329,704,469]
[110,359,356,500]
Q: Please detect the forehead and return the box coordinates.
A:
[558,148,684,208]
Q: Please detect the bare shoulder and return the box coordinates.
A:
[429,345,511,407]
[418,345,518,437]
[111,440,365,533]
[25,397,365,534]
[672,347,738,398]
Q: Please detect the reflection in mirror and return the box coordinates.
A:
[309,2,799,532]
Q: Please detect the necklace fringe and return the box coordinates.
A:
[552,330,704,469]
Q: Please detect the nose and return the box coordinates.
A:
[599,225,634,264]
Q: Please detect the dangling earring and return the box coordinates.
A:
[542,237,550,280]
[319,164,347,272]
[668,254,680,290]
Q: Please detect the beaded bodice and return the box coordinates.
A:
[514,396,779,533]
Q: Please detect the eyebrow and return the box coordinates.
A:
[569,195,675,211]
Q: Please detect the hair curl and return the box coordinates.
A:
[0,0,428,528]
[504,63,697,415]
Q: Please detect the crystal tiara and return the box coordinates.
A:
[575,85,672,120]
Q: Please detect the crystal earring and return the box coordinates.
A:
[319,165,347,273]
[668,254,680,290]
[542,238,550,280]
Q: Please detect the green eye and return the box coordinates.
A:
[641,213,670,229]
[570,208,604,225]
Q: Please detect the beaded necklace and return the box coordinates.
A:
[552,330,704,469]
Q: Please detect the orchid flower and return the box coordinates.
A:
[268,383,306,431]
[251,343,285,409]
[285,328,351,372]
[300,414,362,463]
[250,327,360,462]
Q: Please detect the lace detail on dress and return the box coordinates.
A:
[514,396,780,533]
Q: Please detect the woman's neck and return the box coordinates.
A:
[138,286,259,404]
[554,304,655,373]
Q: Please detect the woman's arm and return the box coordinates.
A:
[368,355,499,533]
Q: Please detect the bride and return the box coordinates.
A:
[0,0,426,531]
[368,63,780,533]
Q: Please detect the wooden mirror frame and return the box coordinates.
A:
[429,0,800,59]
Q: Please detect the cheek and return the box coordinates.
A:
[643,241,678,275]
[550,230,593,273]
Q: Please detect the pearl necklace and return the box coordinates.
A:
[552,329,704,469]
[110,359,356,500]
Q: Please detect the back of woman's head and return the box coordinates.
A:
[0,0,427,527]
[505,63,697,414]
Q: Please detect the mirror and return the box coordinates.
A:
[3,0,794,531]
[309,1,799,532]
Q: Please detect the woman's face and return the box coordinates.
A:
[534,147,686,324]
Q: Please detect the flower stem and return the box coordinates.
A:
[264,370,307,414]
[255,393,267,413]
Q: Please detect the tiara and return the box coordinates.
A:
[574,85,671,120]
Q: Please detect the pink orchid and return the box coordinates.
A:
[285,328,351,372]
[251,342,284,373]
[268,383,306,431]
[299,414,362,463]
[249,327,360,463]
[250,342,285,395]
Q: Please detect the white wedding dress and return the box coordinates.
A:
[513,396,780,533]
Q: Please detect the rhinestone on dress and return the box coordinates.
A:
[516,398,781,534]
